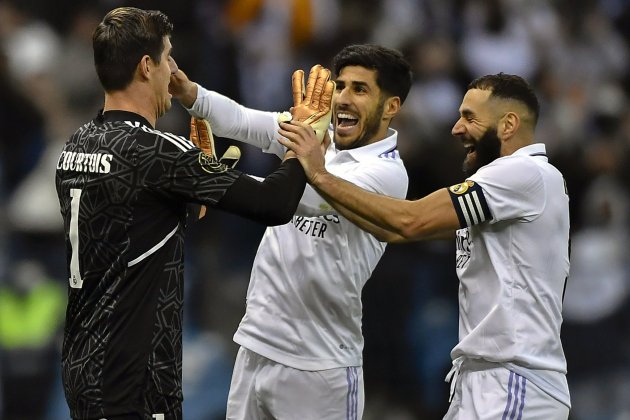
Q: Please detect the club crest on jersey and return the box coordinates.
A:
[449,180,475,195]
[198,152,227,174]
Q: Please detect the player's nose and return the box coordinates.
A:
[451,118,465,136]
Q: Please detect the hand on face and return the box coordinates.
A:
[168,69,197,108]
[277,121,328,183]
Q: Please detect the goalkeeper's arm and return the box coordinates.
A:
[216,159,306,226]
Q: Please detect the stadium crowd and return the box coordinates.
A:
[0,0,629,418]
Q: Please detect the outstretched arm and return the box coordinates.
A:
[278,122,461,241]
[170,69,280,152]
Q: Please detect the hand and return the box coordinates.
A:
[169,69,198,108]
[190,118,241,220]
[190,117,242,168]
[277,120,327,184]
[190,117,216,157]
[281,64,335,143]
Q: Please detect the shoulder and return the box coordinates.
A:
[474,154,543,186]
[470,155,546,207]
[125,122,194,154]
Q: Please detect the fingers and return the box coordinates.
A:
[190,118,215,156]
[310,67,331,107]
[189,117,200,148]
[292,69,305,107]
[277,121,326,182]
[319,80,335,113]
[303,64,322,105]
[278,120,310,138]
[278,121,317,147]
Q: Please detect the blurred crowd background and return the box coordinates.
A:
[1,0,629,419]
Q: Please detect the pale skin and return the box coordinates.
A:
[278,88,536,243]
[104,36,179,128]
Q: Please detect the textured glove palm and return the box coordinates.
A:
[280,64,335,142]
[189,117,241,169]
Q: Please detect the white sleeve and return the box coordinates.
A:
[186,85,287,158]
[296,157,409,217]
[470,157,545,223]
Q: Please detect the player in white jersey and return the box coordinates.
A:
[280,73,571,419]
[170,44,413,419]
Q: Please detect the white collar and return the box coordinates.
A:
[512,143,547,160]
[330,128,399,162]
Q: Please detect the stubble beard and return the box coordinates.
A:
[335,99,385,151]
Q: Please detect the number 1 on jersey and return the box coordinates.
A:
[69,188,84,288]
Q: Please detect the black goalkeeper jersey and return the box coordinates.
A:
[55,110,249,419]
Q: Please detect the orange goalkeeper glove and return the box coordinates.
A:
[190,117,241,219]
[278,64,335,142]
[190,117,241,169]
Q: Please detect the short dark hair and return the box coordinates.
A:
[93,7,173,91]
[332,44,413,104]
[468,73,540,124]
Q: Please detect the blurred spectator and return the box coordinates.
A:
[459,0,540,79]
[224,0,340,110]
[0,260,66,420]
[1,1,630,418]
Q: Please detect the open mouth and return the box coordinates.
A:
[464,144,476,155]
[336,112,359,129]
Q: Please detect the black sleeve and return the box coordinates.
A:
[186,203,203,225]
[216,158,306,225]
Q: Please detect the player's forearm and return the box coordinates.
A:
[217,159,306,225]
[188,86,279,151]
[313,172,461,240]
[311,172,411,235]
[331,201,408,243]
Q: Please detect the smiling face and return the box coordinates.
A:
[332,66,389,150]
[451,88,503,176]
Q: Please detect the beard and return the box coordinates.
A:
[335,99,385,151]
[462,126,501,176]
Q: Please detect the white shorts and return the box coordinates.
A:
[444,362,569,420]
[226,346,364,420]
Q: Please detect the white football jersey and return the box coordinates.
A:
[189,87,409,370]
[447,143,571,407]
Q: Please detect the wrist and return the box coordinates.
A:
[283,150,297,161]
[180,82,198,109]
[309,168,329,187]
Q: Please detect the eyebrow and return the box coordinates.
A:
[336,80,370,89]
[460,109,474,118]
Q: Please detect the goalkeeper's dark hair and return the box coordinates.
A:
[468,73,540,125]
[332,44,413,104]
[93,7,173,92]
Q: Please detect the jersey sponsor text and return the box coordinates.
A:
[291,214,339,238]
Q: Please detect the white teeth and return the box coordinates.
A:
[337,113,357,120]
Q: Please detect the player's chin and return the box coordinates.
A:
[157,100,172,118]
[462,154,479,175]
[332,134,356,151]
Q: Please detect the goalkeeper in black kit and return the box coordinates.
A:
[55,7,331,420]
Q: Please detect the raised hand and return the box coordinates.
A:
[280,64,335,143]
[277,120,328,184]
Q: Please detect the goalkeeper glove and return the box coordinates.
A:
[189,117,241,168]
[189,118,242,220]
[278,64,335,142]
